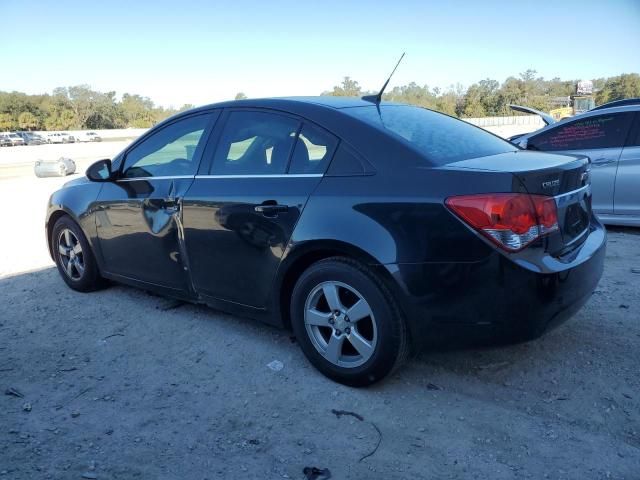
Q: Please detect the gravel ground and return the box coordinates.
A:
[1,166,639,479]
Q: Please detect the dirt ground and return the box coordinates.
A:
[1,151,639,479]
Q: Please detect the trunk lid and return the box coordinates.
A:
[445,151,592,248]
[508,104,556,127]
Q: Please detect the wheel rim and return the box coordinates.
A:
[304,281,378,368]
[57,228,84,280]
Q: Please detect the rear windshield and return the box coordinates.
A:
[345,105,515,165]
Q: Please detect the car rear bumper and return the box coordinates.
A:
[379,219,606,346]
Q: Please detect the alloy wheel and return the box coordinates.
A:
[304,281,378,368]
[57,228,85,280]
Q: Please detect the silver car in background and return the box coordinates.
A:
[34,157,76,177]
[512,104,640,227]
[0,132,26,146]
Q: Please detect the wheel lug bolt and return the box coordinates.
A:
[345,327,351,334]
[329,318,335,324]
[335,330,342,335]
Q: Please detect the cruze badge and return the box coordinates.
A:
[542,179,560,189]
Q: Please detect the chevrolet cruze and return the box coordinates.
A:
[46,97,606,386]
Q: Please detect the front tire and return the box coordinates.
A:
[291,257,409,387]
[52,216,103,292]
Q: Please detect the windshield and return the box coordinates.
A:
[345,105,515,165]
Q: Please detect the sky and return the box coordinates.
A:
[1,0,639,108]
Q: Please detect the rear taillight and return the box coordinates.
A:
[445,193,559,252]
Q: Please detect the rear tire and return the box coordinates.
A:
[52,216,104,292]
[291,257,409,387]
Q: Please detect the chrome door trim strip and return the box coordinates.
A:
[194,174,323,179]
[115,175,195,182]
[114,174,323,182]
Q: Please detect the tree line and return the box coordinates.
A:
[1,71,638,131]
[0,85,194,131]
[324,71,640,118]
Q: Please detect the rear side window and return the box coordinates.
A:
[288,123,338,174]
[212,111,300,175]
[345,105,514,165]
[528,113,634,151]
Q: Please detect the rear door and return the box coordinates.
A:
[614,113,640,216]
[527,111,635,215]
[182,109,338,308]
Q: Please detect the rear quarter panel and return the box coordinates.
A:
[286,168,519,265]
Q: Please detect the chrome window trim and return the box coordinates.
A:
[195,174,323,179]
[114,173,324,182]
[115,175,194,182]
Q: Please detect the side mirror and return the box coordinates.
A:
[86,159,114,182]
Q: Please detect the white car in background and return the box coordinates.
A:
[45,132,75,144]
[74,131,102,142]
[60,132,76,143]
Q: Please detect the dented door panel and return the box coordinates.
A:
[95,177,194,291]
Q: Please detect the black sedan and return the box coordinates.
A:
[46,97,606,386]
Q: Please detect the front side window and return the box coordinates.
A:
[289,123,338,174]
[122,114,213,178]
[211,111,300,175]
[528,112,634,151]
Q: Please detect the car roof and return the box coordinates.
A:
[200,96,404,111]
[590,98,640,111]
[579,104,640,115]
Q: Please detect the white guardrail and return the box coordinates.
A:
[463,115,545,138]
[23,115,545,145]
[31,116,544,140]
[463,115,546,127]
[33,128,149,140]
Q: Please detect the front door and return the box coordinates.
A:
[572,145,621,215]
[95,112,217,292]
[183,110,338,308]
[615,115,640,216]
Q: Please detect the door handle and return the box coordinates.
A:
[591,157,615,166]
[161,197,180,210]
[254,202,288,216]
[163,181,180,209]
